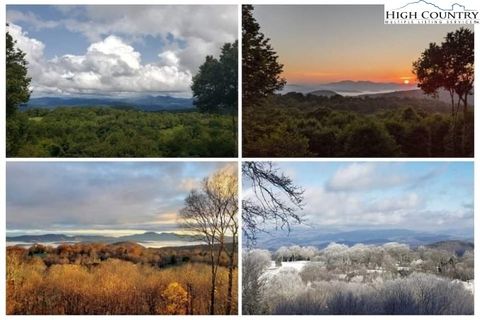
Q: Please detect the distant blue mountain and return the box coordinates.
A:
[7,231,233,245]
[6,232,195,244]
[21,95,194,112]
[254,228,472,250]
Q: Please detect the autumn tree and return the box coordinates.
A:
[180,167,238,315]
[242,162,304,245]
[6,25,31,118]
[163,282,188,315]
[242,5,286,107]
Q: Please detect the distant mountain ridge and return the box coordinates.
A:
[254,228,472,250]
[21,95,194,112]
[359,89,474,106]
[284,80,415,95]
[7,231,196,244]
[312,80,416,93]
[308,90,340,97]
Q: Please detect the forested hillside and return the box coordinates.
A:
[7,242,237,315]
[243,93,473,157]
[8,107,236,157]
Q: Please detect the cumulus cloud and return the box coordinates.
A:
[6,5,238,96]
[7,24,193,95]
[301,187,424,227]
[288,162,473,229]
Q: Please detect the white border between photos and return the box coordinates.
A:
[1,0,478,319]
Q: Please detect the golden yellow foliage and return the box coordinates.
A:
[163,282,188,315]
[6,247,237,315]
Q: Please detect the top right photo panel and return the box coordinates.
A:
[242,5,474,158]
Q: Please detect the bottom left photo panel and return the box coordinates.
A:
[6,161,238,315]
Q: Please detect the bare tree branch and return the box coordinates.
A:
[242,161,305,245]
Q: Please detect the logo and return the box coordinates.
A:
[384,0,480,24]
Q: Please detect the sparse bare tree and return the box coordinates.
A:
[179,167,237,315]
[242,161,304,245]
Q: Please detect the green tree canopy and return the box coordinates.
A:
[242,5,285,107]
[191,41,238,115]
[6,25,31,118]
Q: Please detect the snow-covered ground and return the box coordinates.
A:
[262,260,475,296]
[265,260,309,275]
[452,279,474,294]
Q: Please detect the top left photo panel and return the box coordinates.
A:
[6,5,239,158]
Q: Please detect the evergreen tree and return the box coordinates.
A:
[191,41,238,115]
[6,26,31,118]
[242,5,285,107]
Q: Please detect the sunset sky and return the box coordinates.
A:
[252,5,471,84]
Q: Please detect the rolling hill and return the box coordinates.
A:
[6,231,195,244]
[254,228,473,250]
[359,89,474,106]
[21,95,194,111]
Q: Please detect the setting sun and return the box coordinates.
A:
[403,79,410,84]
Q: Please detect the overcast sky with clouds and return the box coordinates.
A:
[6,5,237,97]
[7,162,235,236]
[244,162,473,234]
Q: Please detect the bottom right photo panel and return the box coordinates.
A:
[242,161,474,315]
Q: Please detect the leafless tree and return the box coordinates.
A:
[179,167,237,315]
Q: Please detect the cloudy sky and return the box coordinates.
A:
[245,162,473,235]
[252,5,471,84]
[6,5,237,97]
[7,162,236,236]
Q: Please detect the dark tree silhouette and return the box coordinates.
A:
[413,28,474,117]
[242,5,286,107]
[413,43,454,114]
[413,28,474,154]
[242,162,304,244]
[6,26,31,118]
[443,28,474,116]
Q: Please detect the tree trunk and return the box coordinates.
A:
[232,110,237,154]
[226,237,236,315]
[187,283,193,315]
[462,93,469,155]
[450,90,455,117]
[209,251,217,315]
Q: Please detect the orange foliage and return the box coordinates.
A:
[6,245,237,315]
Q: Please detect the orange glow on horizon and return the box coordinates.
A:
[283,70,417,85]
